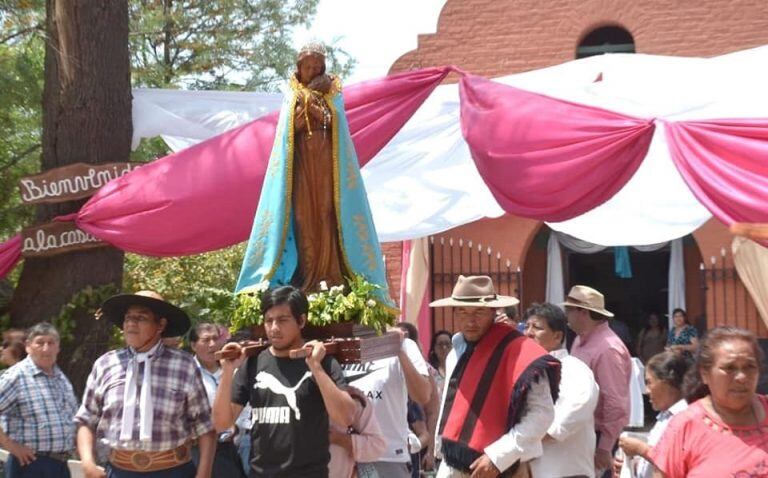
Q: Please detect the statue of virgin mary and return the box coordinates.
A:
[236,42,394,309]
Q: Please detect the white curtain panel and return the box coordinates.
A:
[545,233,565,305]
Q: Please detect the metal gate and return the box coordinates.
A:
[429,236,522,333]
[699,254,767,336]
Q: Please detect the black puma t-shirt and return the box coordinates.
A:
[231,349,347,478]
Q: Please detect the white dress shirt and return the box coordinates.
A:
[436,332,555,473]
[530,348,599,478]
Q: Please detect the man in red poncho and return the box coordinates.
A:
[430,276,560,478]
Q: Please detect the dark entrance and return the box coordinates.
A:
[567,247,670,348]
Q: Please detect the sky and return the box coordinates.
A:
[293,0,447,84]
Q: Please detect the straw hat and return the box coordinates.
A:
[561,285,614,318]
[430,275,519,308]
[99,291,191,337]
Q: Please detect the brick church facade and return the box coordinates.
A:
[380,0,768,337]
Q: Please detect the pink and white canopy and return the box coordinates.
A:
[2,45,768,279]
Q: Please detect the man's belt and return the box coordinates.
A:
[109,443,191,473]
[36,451,70,462]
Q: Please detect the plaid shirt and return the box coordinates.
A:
[74,344,213,452]
[0,357,78,453]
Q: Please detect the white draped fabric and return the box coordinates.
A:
[131,88,282,151]
[130,45,768,244]
[629,358,646,427]
[545,234,565,305]
[667,239,687,328]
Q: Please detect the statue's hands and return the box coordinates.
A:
[308,100,327,122]
[295,98,306,116]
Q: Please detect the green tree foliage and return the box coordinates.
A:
[129,0,354,91]
[0,1,45,238]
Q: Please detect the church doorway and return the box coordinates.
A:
[566,247,669,349]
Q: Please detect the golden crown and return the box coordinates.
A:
[298,41,327,58]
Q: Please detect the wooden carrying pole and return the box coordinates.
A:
[213,332,401,364]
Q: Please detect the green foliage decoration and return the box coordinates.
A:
[232,274,395,334]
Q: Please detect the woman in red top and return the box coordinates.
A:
[649,326,768,478]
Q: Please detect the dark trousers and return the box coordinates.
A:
[192,441,247,478]
[6,455,70,478]
[106,461,196,478]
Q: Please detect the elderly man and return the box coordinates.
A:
[189,323,246,478]
[524,303,599,478]
[563,286,631,477]
[431,276,560,478]
[0,322,78,478]
[76,291,215,478]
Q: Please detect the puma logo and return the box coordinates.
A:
[254,371,312,420]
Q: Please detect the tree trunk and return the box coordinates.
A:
[9,0,132,394]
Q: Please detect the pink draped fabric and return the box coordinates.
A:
[73,67,451,256]
[665,119,768,229]
[0,235,22,279]
[458,75,656,222]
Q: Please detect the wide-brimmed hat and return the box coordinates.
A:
[430,275,519,308]
[99,291,191,337]
[561,285,614,318]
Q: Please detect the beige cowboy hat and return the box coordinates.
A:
[430,275,519,308]
[561,285,614,318]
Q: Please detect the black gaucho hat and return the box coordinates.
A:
[99,290,191,338]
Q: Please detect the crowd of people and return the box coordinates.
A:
[0,275,765,477]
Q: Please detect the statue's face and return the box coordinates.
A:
[297,54,324,85]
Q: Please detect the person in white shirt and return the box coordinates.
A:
[431,276,559,478]
[524,303,599,478]
[615,350,689,478]
[190,323,247,478]
[342,329,432,478]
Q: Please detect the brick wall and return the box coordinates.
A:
[391,0,768,77]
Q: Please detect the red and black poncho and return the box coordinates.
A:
[439,323,561,473]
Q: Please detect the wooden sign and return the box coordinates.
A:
[21,221,107,258]
[19,162,140,205]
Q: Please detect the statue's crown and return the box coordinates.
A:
[298,41,327,57]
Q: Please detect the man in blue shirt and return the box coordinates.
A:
[0,323,78,478]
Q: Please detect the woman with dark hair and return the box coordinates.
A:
[427,330,452,393]
[614,351,689,478]
[666,308,698,355]
[636,313,667,365]
[649,327,768,478]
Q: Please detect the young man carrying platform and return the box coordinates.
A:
[212,285,356,478]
